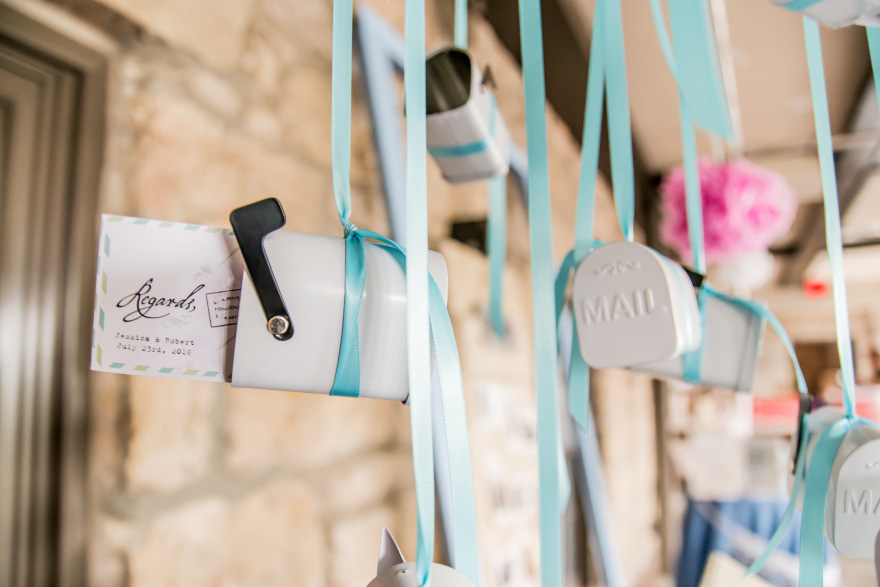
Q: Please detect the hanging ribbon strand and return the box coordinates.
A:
[455,0,468,49]
[516,0,565,584]
[803,19,856,417]
[329,0,480,583]
[747,18,880,586]
[402,0,434,582]
[487,176,507,339]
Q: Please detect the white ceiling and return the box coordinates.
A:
[621,0,869,172]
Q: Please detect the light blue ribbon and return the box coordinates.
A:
[668,0,735,140]
[330,0,480,583]
[487,175,507,339]
[428,139,491,159]
[602,0,635,243]
[553,246,600,433]
[868,28,880,109]
[402,0,435,583]
[747,19,879,584]
[649,0,716,382]
[556,0,634,439]
[448,0,510,346]
[330,227,366,397]
[555,0,607,437]
[804,18,856,419]
[781,0,826,12]
[360,230,482,584]
[455,0,468,49]
[517,0,564,584]
[681,286,708,384]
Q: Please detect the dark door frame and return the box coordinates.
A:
[0,2,109,584]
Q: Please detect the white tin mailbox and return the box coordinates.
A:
[230,199,448,402]
[793,406,880,559]
[425,47,511,183]
[632,292,766,392]
[571,241,702,368]
[770,0,880,28]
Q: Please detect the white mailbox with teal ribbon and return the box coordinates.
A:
[789,406,880,559]
[771,0,880,27]
[631,286,767,392]
[228,199,449,402]
[571,241,703,369]
[426,48,511,183]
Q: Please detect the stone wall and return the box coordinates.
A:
[36,0,662,584]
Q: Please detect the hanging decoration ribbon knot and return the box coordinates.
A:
[746,18,880,586]
[330,0,480,584]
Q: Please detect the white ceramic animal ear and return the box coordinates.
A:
[366,529,476,587]
[377,528,406,575]
[571,241,701,368]
[769,0,880,28]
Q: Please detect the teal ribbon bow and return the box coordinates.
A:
[747,19,880,585]
[330,0,479,584]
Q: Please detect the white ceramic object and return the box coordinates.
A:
[631,292,766,391]
[425,47,511,183]
[231,229,448,401]
[769,0,880,28]
[366,528,475,587]
[792,406,880,558]
[571,241,701,368]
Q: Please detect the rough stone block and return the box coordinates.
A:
[316,450,413,516]
[97,0,258,70]
[126,480,325,586]
[125,377,216,493]
[89,371,128,496]
[225,389,402,475]
[330,505,396,587]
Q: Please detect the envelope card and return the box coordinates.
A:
[91,215,243,382]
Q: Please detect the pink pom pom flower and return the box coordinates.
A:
[659,158,797,264]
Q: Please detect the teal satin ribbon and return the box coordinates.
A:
[455,0,467,49]
[448,0,509,345]
[553,245,601,433]
[402,0,436,583]
[602,0,635,243]
[748,19,878,584]
[804,18,855,418]
[781,0,826,11]
[517,0,564,584]
[487,175,507,339]
[649,0,720,382]
[557,0,639,437]
[681,287,708,384]
[557,0,607,436]
[797,19,858,583]
[668,0,734,140]
[868,28,880,109]
[359,229,482,583]
[330,227,366,397]
[330,0,480,583]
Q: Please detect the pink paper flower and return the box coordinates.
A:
[659,158,797,264]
